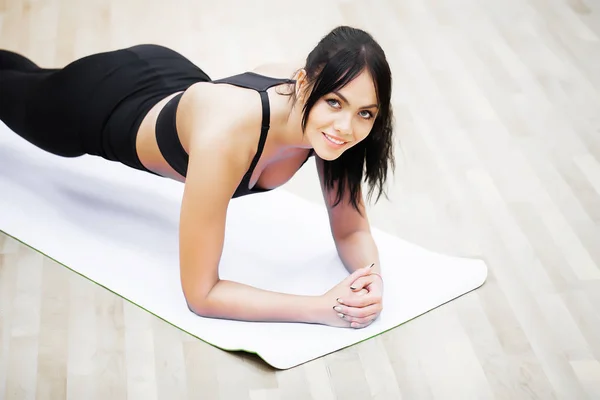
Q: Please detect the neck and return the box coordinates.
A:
[269,87,313,152]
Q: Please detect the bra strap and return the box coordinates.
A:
[238,90,270,190]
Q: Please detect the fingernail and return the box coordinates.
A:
[337,298,344,304]
[350,286,356,290]
[368,263,375,268]
[337,313,345,319]
[333,306,342,312]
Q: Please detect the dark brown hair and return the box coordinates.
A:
[298,26,395,212]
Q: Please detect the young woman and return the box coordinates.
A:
[0,26,394,329]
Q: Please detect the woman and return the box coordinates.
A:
[0,26,394,329]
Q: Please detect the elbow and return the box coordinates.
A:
[184,282,226,319]
[185,296,216,318]
[181,275,220,317]
[183,286,218,318]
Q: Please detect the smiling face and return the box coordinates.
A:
[302,70,379,161]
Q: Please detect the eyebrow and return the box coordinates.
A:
[333,91,379,109]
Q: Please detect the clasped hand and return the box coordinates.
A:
[320,265,384,329]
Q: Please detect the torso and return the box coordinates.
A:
[134,64,312,192]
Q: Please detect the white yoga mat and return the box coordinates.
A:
[0,121,487,369]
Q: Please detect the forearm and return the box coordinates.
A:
[187,279,322,323]
[335,230,382,275]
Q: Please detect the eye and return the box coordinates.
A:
[359,110,374,120]
[326,99,341,108]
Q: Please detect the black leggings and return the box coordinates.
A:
[0,45,210,171]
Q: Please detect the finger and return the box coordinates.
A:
[343,264,374,286]
[334,312,376,329]
[349,317,378,329]
[337,292,382,308]
[345,312,379,325]
[349,275,377,291]
[334,303,381,319]
[349,308,383,327]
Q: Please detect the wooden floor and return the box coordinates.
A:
[1,0,600,398]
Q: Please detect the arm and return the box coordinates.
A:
[316,156,384,328]
[177,112,324,324]
[316,157,382,277]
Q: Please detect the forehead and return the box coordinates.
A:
[336,70,378,105]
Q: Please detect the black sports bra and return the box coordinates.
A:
[155,71,314,198]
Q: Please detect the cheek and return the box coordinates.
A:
[355,122,374,141]
[306,103,332,127]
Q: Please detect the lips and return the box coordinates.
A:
[322,132,348,146]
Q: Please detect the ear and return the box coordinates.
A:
[294,68,308,99]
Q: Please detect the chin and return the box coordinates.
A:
[313,150,339,161]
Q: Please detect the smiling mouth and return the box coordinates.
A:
[322,132,348,146]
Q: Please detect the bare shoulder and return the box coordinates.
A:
[178,81,264,163]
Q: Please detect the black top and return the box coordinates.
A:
[155,71,314,198]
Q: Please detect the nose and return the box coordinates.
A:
[333,114,353,137]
